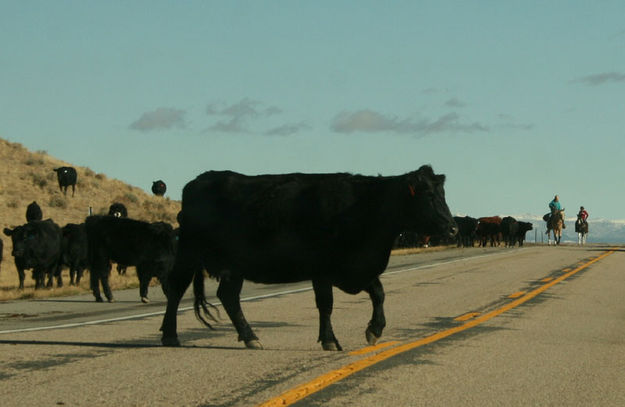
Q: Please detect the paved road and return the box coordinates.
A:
[1,245,623,406]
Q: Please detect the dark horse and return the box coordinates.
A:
[544,209,565,245]
[575,215,588,246]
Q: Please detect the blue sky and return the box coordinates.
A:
[1,1,624,220]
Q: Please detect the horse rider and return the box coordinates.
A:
[548,195,565,228]
[577,206,589,224]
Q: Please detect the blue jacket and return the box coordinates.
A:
[549,199,561,212]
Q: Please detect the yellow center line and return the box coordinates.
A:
[561,268,572,273]
[540,277,554,283]
[348,341,400,356]
[454,312,480,322]
[507,291,526,299]
[257,249,615,407]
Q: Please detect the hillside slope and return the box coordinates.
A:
[0,138,181,294]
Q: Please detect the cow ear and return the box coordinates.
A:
[3,227,13,236]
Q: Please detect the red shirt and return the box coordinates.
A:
[578,210,588,221]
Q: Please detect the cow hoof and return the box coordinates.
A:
[322,342,340,351]
[95,297,104,303]
[365,328,380,346]
[161,337,181,347]
[245,340,263,350]
[141,297,150,304]
[107,298,115,303]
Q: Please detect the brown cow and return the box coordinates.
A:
[476,216,502,247]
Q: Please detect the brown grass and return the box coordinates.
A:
[391,244,456,256]
[0,138,180,301]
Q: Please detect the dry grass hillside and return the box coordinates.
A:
[0,138,181,300]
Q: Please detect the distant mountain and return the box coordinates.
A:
[508,214,625,244]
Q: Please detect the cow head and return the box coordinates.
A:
[152,180,167,196]
[403,165,457,238]
[3,224,39,265]
[108,203,128,218]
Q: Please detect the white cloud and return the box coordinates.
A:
[206,98,287,134]
[331,109,489,135]
[265,122,311,136]
[129,108,186,132]
[571,72,625,86]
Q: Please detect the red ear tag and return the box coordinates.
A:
[409,185,416,197]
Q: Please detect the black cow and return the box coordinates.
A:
[476,216,502,247]
[107,203,129,275]
[453,216,478,247]
[500,216,519,247]
[152,180,167,196]
[3,219,63,289]
[53,167,78,197]
[108,203,128,218]
[26,201,43,222]
[160,165,457,350]
[85,216,175,303]
[516,222,533,246]
[61,223,88,285]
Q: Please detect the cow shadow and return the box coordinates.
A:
[0,337,246,351]
[32,298,161,304]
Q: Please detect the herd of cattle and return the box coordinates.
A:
[1,167,172,303]
[453,215,533,248]
[1,164,539,351]
[0,166,533,305]
[395,215,533,249]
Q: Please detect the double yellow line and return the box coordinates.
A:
[258,249,616,407]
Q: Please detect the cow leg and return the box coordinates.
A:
[33,268,46,289]
[312,279,342,351]
[217,275,261,349]
[137,266,150,303]
[71,184,75,197]
[46,270,54,288]
[160,255,198,347]
[76,267,83,285]
[90,266,104,302]
[17,268,25,290]
[55,264,63,288]
[364,277,386,346]
[69,267,76,285]
[100,268,114,302]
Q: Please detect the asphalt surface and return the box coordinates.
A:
[1,244,623,406]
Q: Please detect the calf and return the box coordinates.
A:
[151,180,167,196]
[107,203,128,274]
[3,219,63,289]
[61,223,88,285]
[53,166,78,197]
[85,216,175,303]
[108,203,128,218]
[26,201,43,222]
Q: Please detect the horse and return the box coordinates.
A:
[544,209,565,245]
[575,214,588,246]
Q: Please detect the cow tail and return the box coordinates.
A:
[193,270,220,329]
